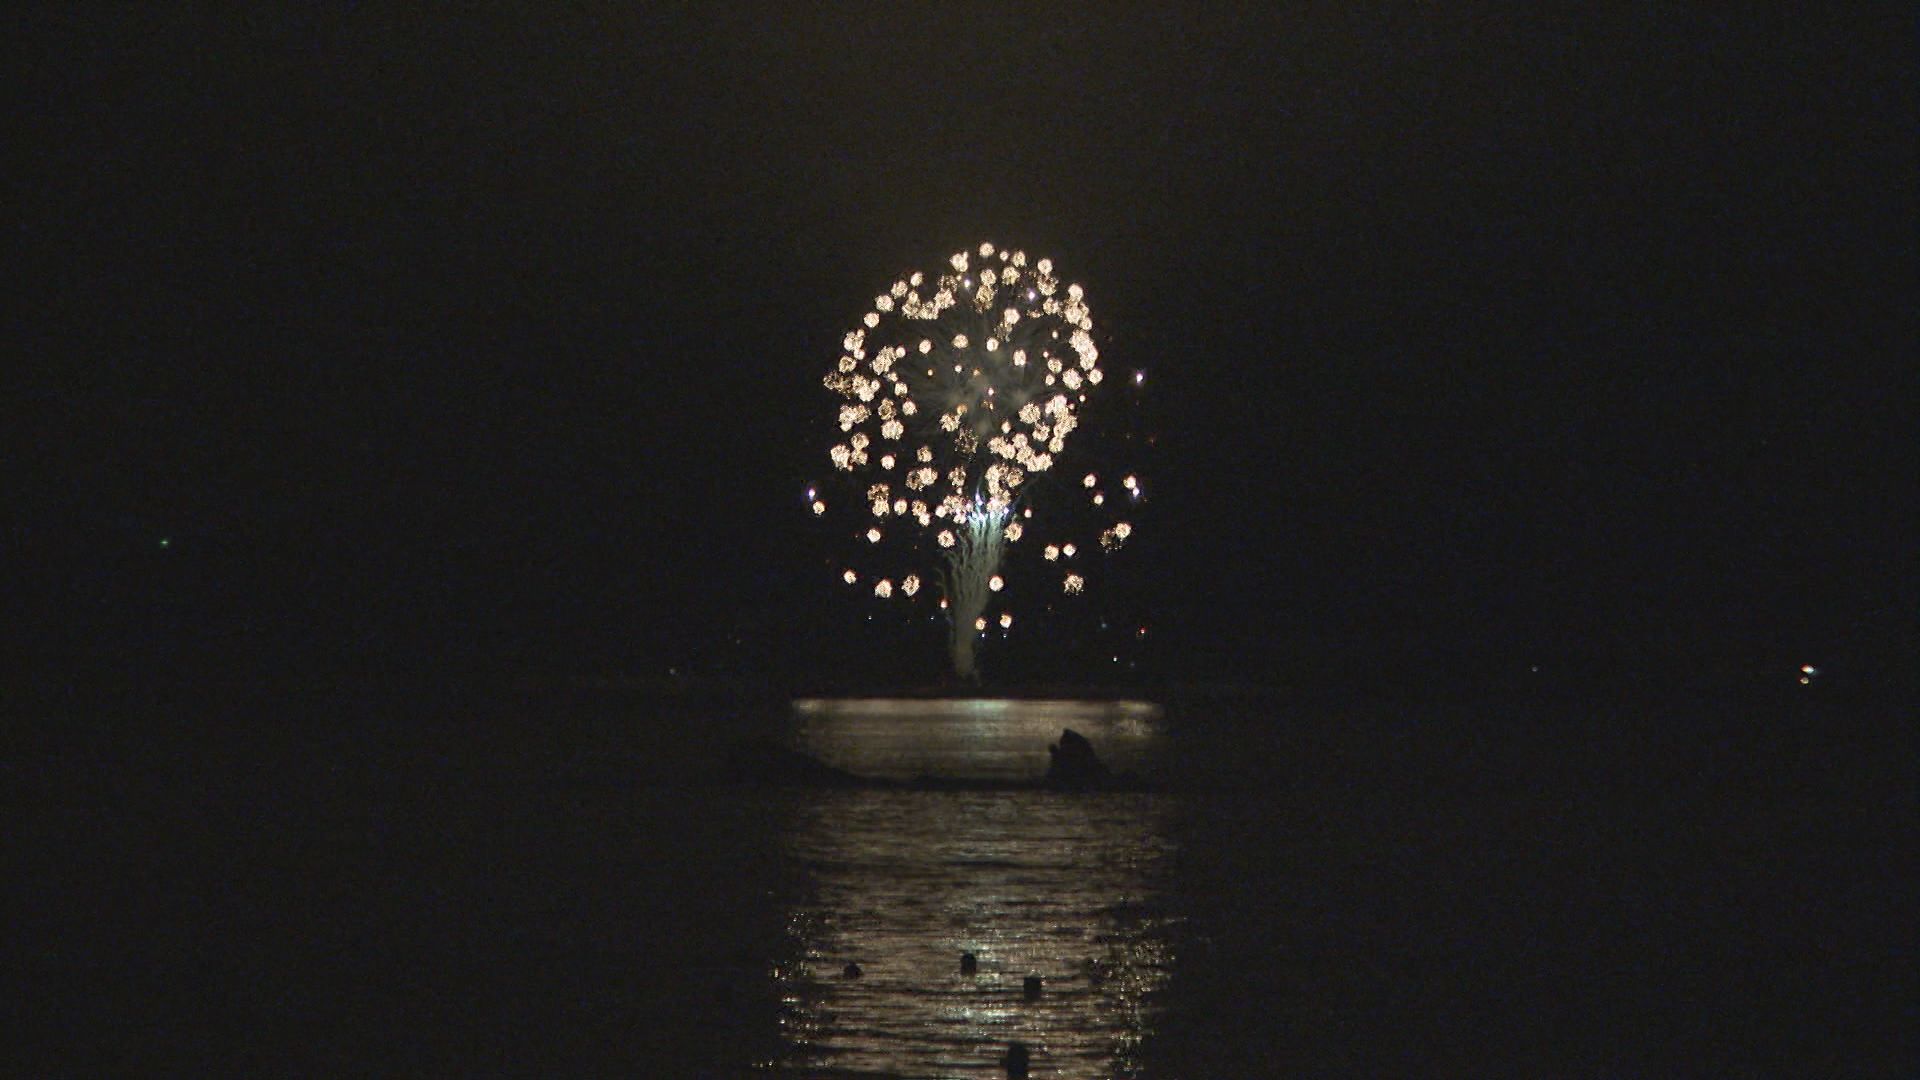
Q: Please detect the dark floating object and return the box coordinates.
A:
[1023,975,1043,1001]
[1003,1040,1031,1078]
[960,951,978,975]
[1084,956,1106,987]
[842,962,862,979]
[1045,728,1112,788]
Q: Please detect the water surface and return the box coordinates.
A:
[770,698,1176,1077]
[773,789,1177,1078]
[790,697,1163,782]
[22,681,1902,1075]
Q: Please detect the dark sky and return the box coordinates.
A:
[12,7,1914,682]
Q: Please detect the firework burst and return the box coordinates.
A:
[816,242,1140,680]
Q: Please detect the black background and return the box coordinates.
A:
[9,10,1915,1075]
[12,6,1913,687]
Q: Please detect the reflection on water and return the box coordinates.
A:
[791,698,1165,782]
[774,791,1178,1078]
[769,698,1178,1077]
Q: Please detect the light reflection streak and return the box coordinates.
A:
[769,788,1179,1078]
[763,699,1178,1074]
[790,698,1163,783]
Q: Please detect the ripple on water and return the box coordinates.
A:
[771,789,1179,1079]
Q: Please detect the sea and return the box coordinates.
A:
[13,676,1909,1076]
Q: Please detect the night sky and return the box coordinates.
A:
[13,8,1914,686]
